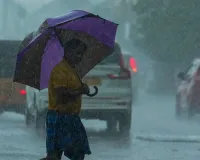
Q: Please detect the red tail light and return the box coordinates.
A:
[20,89,26,95]
[129,57,137,72]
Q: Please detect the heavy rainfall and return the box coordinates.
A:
[0,0,200,159]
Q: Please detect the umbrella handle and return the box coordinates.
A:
[86,86,98,97]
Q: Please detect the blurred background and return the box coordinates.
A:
[0,0,153,93]
[2,0,197,94]
[1,1,200,160]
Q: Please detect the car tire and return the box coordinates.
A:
[175,94,182,118]
[25,108,33,126]
[188,107,195,119]
[106,116,118,133]
[132,87,139,104]
[25,95,37,126]
[0,107,4,115]
[36,110,47,137]
[118,112,131,135]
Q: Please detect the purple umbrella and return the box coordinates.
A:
[13,10,118,91]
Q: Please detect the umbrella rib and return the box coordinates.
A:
[53,28,64,47]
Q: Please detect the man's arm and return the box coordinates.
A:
[52,71,89,104]
[55,86,85,104]
[55,86,84,97]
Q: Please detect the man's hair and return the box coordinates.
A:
[63,39,87,53]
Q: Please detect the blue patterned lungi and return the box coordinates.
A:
[46,110,91,159]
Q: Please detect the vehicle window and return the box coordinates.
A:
[100,51,118,64]
[100,43,121,64]
[0,40,20,78]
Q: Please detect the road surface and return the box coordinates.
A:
[0,93,200,160]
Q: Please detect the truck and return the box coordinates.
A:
[0,40,26,115]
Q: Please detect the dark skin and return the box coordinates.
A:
[55,45,89,105]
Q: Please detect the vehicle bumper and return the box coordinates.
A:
[80,107,131,120]
[80,99,132,120]
[188,95,200,111]
[0,104,25,114]
[189,105,200,112]
[39,98,132,120]
[180,104,200,113]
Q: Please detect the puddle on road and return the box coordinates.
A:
[135,134,200,143]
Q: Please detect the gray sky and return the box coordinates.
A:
[14,0,105,12]
[14,0,53,11]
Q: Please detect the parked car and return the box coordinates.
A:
[25,42,138,135]
[176,58,200,118]
[0,40,26,115]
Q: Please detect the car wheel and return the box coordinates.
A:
[25,94,37,126]
[0,107,4,115]
[132,87,139,104]
[25,108,33,126]
[118,112,131,136]
[188,106,195,119]
[36,110,46,137]
[175,94,182,118]
[106,116,118,133]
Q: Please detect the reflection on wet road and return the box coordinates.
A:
[0,94,200,160]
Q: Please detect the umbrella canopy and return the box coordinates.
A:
[18,32,34,51]
[14,10,118,90]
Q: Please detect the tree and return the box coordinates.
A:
[132,0,200,92]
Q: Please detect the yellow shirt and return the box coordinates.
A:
[48,59,82,114]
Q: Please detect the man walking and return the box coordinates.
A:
[41,39,91,160]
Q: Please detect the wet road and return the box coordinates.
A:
[0,94,200,160]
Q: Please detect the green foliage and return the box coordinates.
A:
[133,0,200,64]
